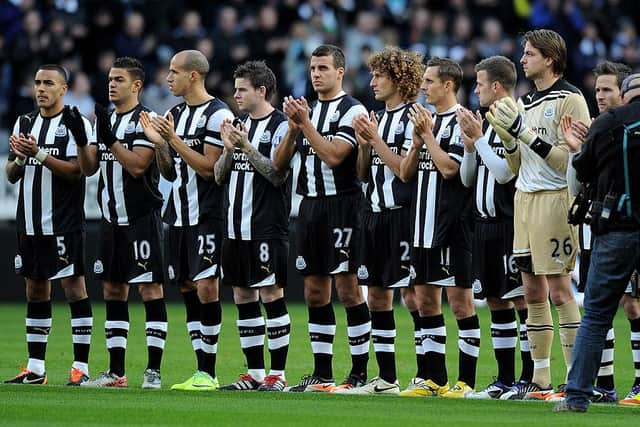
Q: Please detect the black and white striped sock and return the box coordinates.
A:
[69,298,92,375]
[26,301,52,376]
[181,290,204,371]
[517,308,533,383]
[410,310,427,379]
[422,314,447,386]
[105,300,129,377]
[200,301,221,378]
[237,301,265,381]
[371,310,396,383]
[346,302,370,377]
[308,303,335,380]
[630,317,640,386]
[458,315,481,388]
[490,308,517,386]
[144,298,167,371]
[264,298,290,379]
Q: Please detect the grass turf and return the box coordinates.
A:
[0,302,638,425]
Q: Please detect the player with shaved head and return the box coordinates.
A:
[140,49,234,391]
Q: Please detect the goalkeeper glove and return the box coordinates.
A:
[94,104,117,147]
[62,106,88,147]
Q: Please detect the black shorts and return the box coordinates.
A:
[578,248,591,293]
[167,218,223,285]
[295,193,363,276]
[472,220,522,299]
[16,231,85,280]
[359,208,411,288]
[222,238,288,288]
[411,222,472,288]
[95,210,164,284]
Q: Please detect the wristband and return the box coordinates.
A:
[14,157,26,166]
[34,149,49,164]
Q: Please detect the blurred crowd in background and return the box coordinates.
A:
[1,0,640,148]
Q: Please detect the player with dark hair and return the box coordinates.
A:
[457,55,533,399]
[561,60,640,403]
[398,57,478,398]
[73,57,167,389]
[140,49,234,391]
[273,44,371,392]
[488,29,590,400]
[4,64,94,386]
[214,60,291,392]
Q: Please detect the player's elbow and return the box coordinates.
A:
[271,156,288,174]
[441,169,458,180]
[199,168,215,181]
[325,155,343,169]
[398,168,415,183]
[128,167,146,179]
[214,171,227,186]
[81,163,99,177]
[494,174,515,185]
[7,171,20,184]
[63,169,84,182]
[159,169,176,182]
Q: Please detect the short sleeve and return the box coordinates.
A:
[133,111,156,149]
[447,123,464,164]
[205,109,234,147]
[270,120,289,161]
[12,118,20,136]
[84,116,97,146]
[336,104,367,147]
[8,118,20,161]
[403,120,414,151]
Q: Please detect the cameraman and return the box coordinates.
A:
[556,74,640,412]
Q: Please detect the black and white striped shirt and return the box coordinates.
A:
[226,110,289,240]
[365,103,414,212]
[93,104,163,225]
[471,122,516,221]
[411,104,469,248]
[162,98,233,226]
[12,108,93,235]
[294,91,367,198]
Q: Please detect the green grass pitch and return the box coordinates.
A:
[1,302,638,425]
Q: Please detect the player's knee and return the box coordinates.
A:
[486,296,513,311]
[304,286,330,307]
[367,288,392,311]
[622,295,640,319]
[103,283,127,301]
[180,282,197,293]
[415,292,441,316]
[197,281,219,303]
[401,288,417,311]
[138,283,164,301]
[512,296,527,311]
[549,281,574,306]
[336,285,362,307]
[258,286,283,303]
[449,296,475,319]
[61,278,88,302]
[233,287,258,304]
[26,281,50,302]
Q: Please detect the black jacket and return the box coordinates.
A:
[573,96,640,235]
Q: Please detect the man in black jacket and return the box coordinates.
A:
[555,74,640,411]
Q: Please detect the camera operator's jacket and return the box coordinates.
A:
[573,96,640,235]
